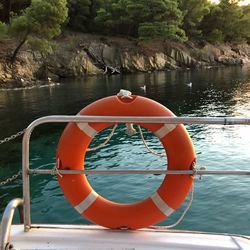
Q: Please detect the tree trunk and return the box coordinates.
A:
[2,0,11,24]
[11,36,27,64]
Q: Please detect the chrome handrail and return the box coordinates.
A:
[22,115,250,231]
[0,198,24,250]
[28,169,250,176]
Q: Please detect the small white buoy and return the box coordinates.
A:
[140,85,146,92]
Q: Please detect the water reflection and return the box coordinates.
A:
[85,126,166,203]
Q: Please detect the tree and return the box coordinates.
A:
[178,0,210,39]
[0,21,8,39]
[242,3,250,14]
[0,0,11,23]
[138,22,187,42]
[67,0,103,32]
[219,0,243,42]
[240,4,250,42]
[67,0,91,32]
[88,0,104,31]
[200,0,250,43]
[95,0,186,41]
[200,4,225,43]
[95,0,134,35]
[9,0,68,63]
[0,0,31,23]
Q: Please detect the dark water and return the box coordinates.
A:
[0,66,250,235]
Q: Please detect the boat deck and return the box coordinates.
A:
[10,224,250,250]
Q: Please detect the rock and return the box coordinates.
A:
[148,53,167,70]
[165,46,196,68]
[241,57,250,64]
[48,49,102,77]
[4,73,12,79]
[102,45,120,67]
[216,55,242,65]
[1,34,250,88]
[120,52,147,72]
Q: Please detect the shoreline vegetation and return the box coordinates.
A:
[0,0,250,88]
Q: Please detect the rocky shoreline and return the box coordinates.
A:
[1,34,250,88]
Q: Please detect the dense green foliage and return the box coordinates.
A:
[0,0,250,56]
[201,0,250,43]
[67,0,103,32]
[2,0,68,61]
[200,0,250,43]
[67,0,91,32]
[95,0,186,41]
[138,22,187,42]
[0,0,31,24]
[178,0,210,38]
[0,21,8,38]
[68,0,250,43]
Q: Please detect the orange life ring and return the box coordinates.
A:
[56,95,196,229]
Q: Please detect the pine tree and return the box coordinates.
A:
[9,0,68,62]
[67,0,91,32]
[0,0,31,24]
[200,0,250,43]
[178,0,210,38]
[95,0,186,41]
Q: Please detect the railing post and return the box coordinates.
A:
[0,198,24,250]
[22,128,32,232]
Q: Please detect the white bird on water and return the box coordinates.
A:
[140,85,146,92]
[187,82,192,87]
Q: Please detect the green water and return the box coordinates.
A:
[0,66,250,234]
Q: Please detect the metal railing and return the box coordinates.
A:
[29,169,250,176]
[22,115,250,231]
[0,198,24,250]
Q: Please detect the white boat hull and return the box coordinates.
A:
[10,224,250,250]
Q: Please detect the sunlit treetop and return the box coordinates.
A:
[210,0,250,5]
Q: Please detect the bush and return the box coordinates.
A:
[206,29,224,44]
[0,21,7,39]
[138,22,187,42]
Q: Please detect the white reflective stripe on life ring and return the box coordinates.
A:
[74,190,98,214]
[151,192,174,216]
[154,124,177,139]
[77,123,98,138]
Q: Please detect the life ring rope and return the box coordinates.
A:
[138,125,166,157]
[87,124,118,152]
[76,121,176,157]
[150,183,195,230]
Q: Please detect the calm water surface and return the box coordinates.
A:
[0,66,250,235]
